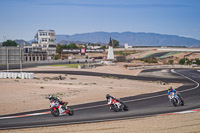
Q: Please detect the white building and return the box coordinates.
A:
[124,43,132,49]
[33,30,56,55]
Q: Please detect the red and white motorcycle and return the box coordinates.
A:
[50,100,74,117]
[107,98,128,112]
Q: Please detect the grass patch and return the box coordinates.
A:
[102,75,119,79]
[43,76,66,81]
[34,77,40,80]
[46,64,79,68]
[70,78,77,80]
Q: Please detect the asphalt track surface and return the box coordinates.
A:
[0,68,200,130]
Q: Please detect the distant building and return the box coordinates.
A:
[33,30,56,56]
[124,43,132,49]
[23,46,47,62]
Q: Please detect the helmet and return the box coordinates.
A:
[168,86,172,91]
[106,94,110,99]
[49,94,53,100]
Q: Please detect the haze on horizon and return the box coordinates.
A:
[0,0,200,42]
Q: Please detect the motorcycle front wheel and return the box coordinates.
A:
[123,104,129,111]
[172,99,178,107]
[51,108,59,117]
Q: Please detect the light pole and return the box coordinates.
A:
[20,47,23,72]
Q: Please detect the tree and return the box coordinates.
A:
[112,39,119,48]
[66,43,78,49]
[100,46,107,49]
[56,44,62,54]
[179,58,185,65]
[2,40,18,47]
[195,58,200,65]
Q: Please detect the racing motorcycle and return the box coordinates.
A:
[50,100,74,117]
[168,92,184,107]
[108,99,128,112]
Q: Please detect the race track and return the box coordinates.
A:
[0,68,200,130]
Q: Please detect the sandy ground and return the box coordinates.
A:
[2,112,200,133]
[1,64,198,133]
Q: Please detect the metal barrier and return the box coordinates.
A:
[127,65,193,70]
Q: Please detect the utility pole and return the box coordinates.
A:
[6,48,9,72]
[20,47,23,72]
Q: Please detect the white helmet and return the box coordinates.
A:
[49,94,53,100]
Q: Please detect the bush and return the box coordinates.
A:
[179,58,185,65]
[168,60,174,65]
[140,56,158,63]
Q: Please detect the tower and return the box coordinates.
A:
[107,37,114,61]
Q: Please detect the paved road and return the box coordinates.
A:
[0,68,199,130]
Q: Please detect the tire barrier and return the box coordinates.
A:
[0,72,34,79]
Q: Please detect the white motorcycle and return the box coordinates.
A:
[168,92,184,107]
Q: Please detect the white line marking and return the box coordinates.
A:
[171,69,199,93]
[27,113,47,116]
[0,117,14,120]
[176,110,195,114]
[197,70,200,72]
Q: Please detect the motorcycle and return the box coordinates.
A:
[168,92,184,107]
[50,100,74,117]
[108,98,128,112]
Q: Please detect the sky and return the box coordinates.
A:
[0,0,200,42]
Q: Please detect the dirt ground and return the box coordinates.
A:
[1,64,198,133]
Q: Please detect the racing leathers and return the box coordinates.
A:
[49,96,68,109]
[168,89,182,100]
[107,96,115,105]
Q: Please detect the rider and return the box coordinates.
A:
[49,94,68,109]
[106,94,120,105]
[168,86,182,100]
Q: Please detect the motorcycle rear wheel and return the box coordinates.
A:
[123,105,129,111]
[68,107,74,115]
[181,99,184,106]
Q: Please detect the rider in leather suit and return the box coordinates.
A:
[168,86,182,100]
[49,95,68,109]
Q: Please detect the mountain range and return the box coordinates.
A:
[2,32,199,47]
[56,32,200,47]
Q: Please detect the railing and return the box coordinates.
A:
[127,65,194,70]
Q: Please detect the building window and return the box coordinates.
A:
[42,38,48,42]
